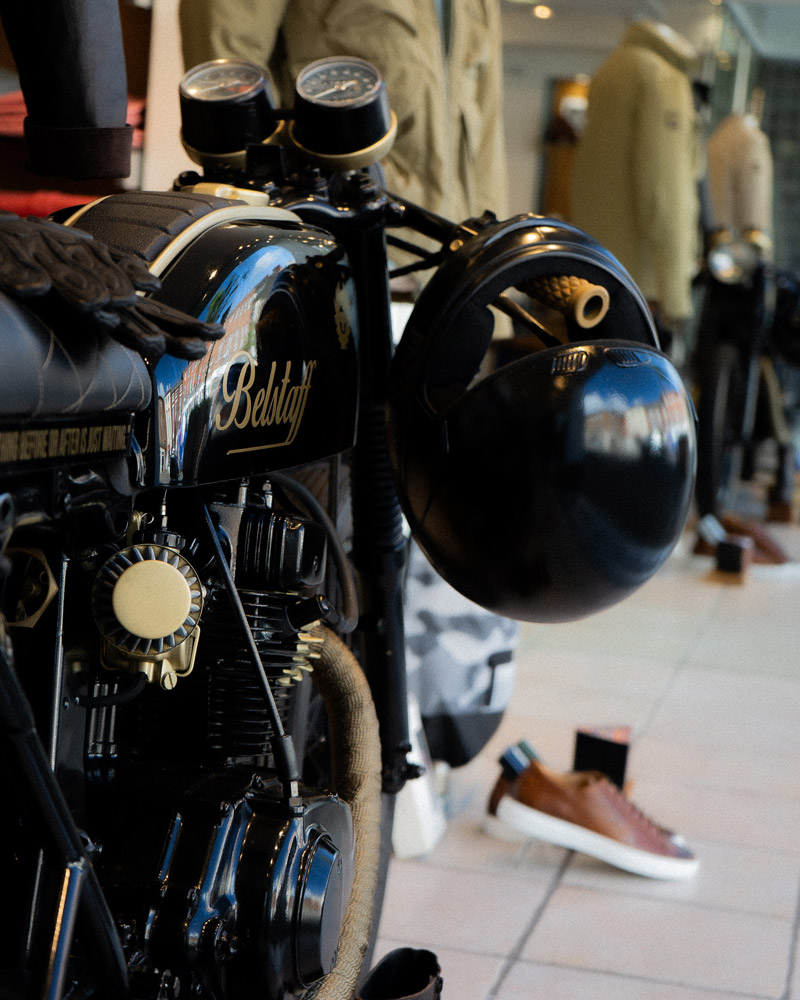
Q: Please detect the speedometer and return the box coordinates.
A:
[296,58,383,107]
[290,57,396,169]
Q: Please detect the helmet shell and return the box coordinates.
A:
[388,216,696,622]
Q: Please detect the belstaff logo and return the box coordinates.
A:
[215,351,316,454]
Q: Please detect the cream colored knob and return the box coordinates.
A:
[527,275,611,329]
[111,559,192,640]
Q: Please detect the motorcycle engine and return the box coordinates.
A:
[81,476,354,1000]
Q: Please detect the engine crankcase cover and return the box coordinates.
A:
[145,780,354,999]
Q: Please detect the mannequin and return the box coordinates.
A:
[706,98,774,251]
[569,20,701,331]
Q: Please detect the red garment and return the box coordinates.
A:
[0,190,95,217]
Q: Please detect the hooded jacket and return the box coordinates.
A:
[569,21,700,321]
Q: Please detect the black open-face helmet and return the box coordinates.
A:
[387,215,696,623]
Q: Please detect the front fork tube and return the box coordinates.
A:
[285,181,417,792]
[344,203,414,794]
[351,402,413,793]
[742,268,772,447]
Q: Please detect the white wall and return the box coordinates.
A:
[501,43,603,216]
[728,1,800,61]
[142,0,195,191]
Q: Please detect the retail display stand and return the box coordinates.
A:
[573,725,630,789]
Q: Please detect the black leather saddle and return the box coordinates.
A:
[0,289,151,419]
[0,191,230,422]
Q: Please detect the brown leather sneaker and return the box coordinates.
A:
[485,757,699,880]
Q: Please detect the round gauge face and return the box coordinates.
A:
[180,59,267,102]
[297,57,383,107]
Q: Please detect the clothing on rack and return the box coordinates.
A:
[706,112,774,245]
[569,20,701,322]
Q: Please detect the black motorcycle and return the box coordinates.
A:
[694,233,800,520]
[0,56,697,1000]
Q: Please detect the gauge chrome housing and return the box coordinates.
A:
[179,58,279,169]
[289,56,397,170]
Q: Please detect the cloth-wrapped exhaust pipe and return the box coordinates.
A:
[310,626,383,1000]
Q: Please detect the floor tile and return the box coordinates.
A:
[531,604,706,663]
[521,884,792,996]
[642,668,800,759]
[645,771,800,846]
[504,680,670,741]
[379,858,555,957]
[407,811,533,875]
[563,839,800,919]
[512,646,677,694]
[677,559,800,677]
[685,619,800,676]
[382,518,800,1000]
[481,713,579,771]
[495,959,772,1000]
[506,648,681,758]
[629,736,800,800]
[791,921,800,998]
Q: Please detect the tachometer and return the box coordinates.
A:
[179,58,278,166]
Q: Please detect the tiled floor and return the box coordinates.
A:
[373,505,800,999]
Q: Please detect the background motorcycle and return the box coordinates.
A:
[694,233,800,521]
[0,56,696,1000]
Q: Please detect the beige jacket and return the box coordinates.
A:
[179,0,507,225]
[569,21,700,321]
[706,113,773,243]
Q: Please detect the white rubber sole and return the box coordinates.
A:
[488,797,699,881]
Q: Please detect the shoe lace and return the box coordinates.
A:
[594,773,667,840]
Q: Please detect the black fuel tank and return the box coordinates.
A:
[150,218,359,487]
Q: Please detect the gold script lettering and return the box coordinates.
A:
[216,351,256,431]
[215,353,316,451]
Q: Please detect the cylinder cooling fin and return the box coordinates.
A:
[199,586,322,762]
